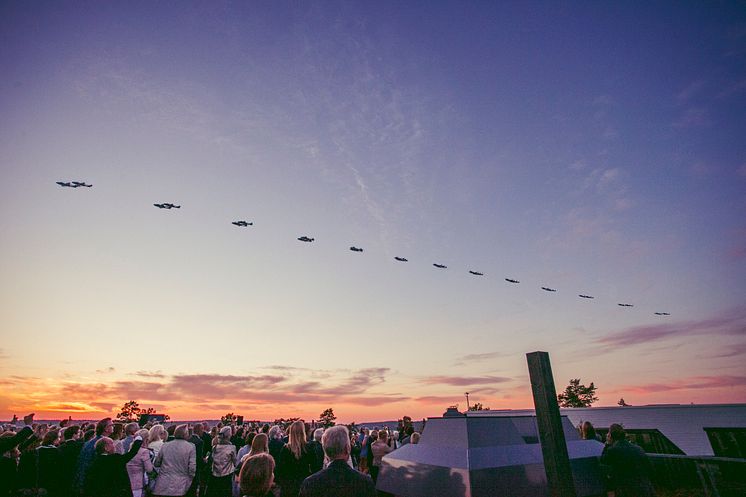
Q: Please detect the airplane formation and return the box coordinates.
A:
[50,180,672,316]
[57,181,92,188]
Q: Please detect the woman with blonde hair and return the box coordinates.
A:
[276,420,313,497]
[238,453,274,497]
[147,425,166,458]
[126,429,154,497]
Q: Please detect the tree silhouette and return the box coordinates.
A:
[557,379,598,407]
[467,402,490,411]
[116,401,169,422]
[618,397,630,407]
[318,408,336,428]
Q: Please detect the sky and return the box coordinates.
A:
[1,1,745,423]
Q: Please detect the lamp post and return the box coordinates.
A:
[465,392,470,411]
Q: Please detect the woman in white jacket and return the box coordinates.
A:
[206,426,236,497]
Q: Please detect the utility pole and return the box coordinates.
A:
[465,392,470,410]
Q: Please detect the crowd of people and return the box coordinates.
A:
[0,414,419,497]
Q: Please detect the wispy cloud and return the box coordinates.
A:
[612,375,746,394]
[595,306,746,348]
[419,375,512,387]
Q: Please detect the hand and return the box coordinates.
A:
[23,413,35,426]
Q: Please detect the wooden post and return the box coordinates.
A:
[526,351,577,497]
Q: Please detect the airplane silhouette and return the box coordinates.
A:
[154,203,180,209]
[433,263,447,269]
[541,287,557,292]
[297,236,314,242]
[618,303,634,307]
[505,278,520,284]
[394,257,408,262]
[654,312,670,316]
[469,270,484,276]
[349,246,363,252]
[578,294,594,299]
[57,181,92,188]
[232,221,253,227]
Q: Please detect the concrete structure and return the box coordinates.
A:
[376,413,605,497]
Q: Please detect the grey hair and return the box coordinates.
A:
[174,424,189,440]
[313,428,324,442]
[321,425,350,460]
[219,425,232,440]
[268,425,283,440]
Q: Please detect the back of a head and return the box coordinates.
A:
[322,425,350,461]
[410,432,421,444]
[313,428,324,442]
[135,429,149,443]
[63,425,80,441]
[42,430,59,446]
[250,433,268,455]
[239,453,275,497]
[95,418,112,436]
[378,430,388,442]
[288,420,306,459]
[219,425,232,442]
[125,422,139,436]
[268,425,282,440]
[111,423,124,440]
[148,425,165,443]
[581,421,597,440]
[95,437,111,455]
[174,424,189,440]
[609,423,626,442]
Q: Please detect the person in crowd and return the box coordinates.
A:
[112,423,126,454]
[36,429,62,496]
[299,425,376,497]
[276,420,313,497]
[349,431,361,469]
[267,426,284,469]
[308,428,325,473]
[149,425,167,458]
[83,429,95,443]
[58,425,84,497]
[206,426,236,497]
[363,430,377,475]
[399,426,415,446]
[410,432,421,444]
[152,424,197,497]
[199,423,214,497]
[580,421,603,442]
[358,429,369,474]
[244,433,268,463]
[75,417,114,493]
[233,432,267,497]
[238,453,275,497]
[1,418,36,497]
[370,429,392,484]
[122,422,140,453]
[84,434,144,497]
[601,423,654,497]
[126,429,154,497]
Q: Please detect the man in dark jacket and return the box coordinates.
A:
[84,435,143,497]
[600,424,654,497]
[58,426,84,497]
[299,425,376,497]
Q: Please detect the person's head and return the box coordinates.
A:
[608,423,626,443]
[322,425,351,461]
[581,421,597,440]
[410,432,421,444]
[42,429,60,446]
[262,424,270,434]
[125,422,139,437]
[249,433,268,456]
[95,418,113,437]
[288,420,307,459]
[405,426,415,436]
[111,423,124,440]
[313,428,324,443]
[148,424,166,443]
[193,423,204,436]
[239,453,275,497]
[135,429,149,447]
[63,425,80,441]
[268,425,282,440]
[83,429,95,442]
[219,425,232,442]
[167,425,176,437]
[95,437,114,455]
[378,430,388,442]
[174,424,189,440]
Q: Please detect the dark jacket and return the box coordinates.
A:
[600,440,654,497]
[307,440,325,473]
[0,427,33,454]
[58,439,84,497]
[84,439,143,497]
[299,459,376,497]
[276,443,314,497]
